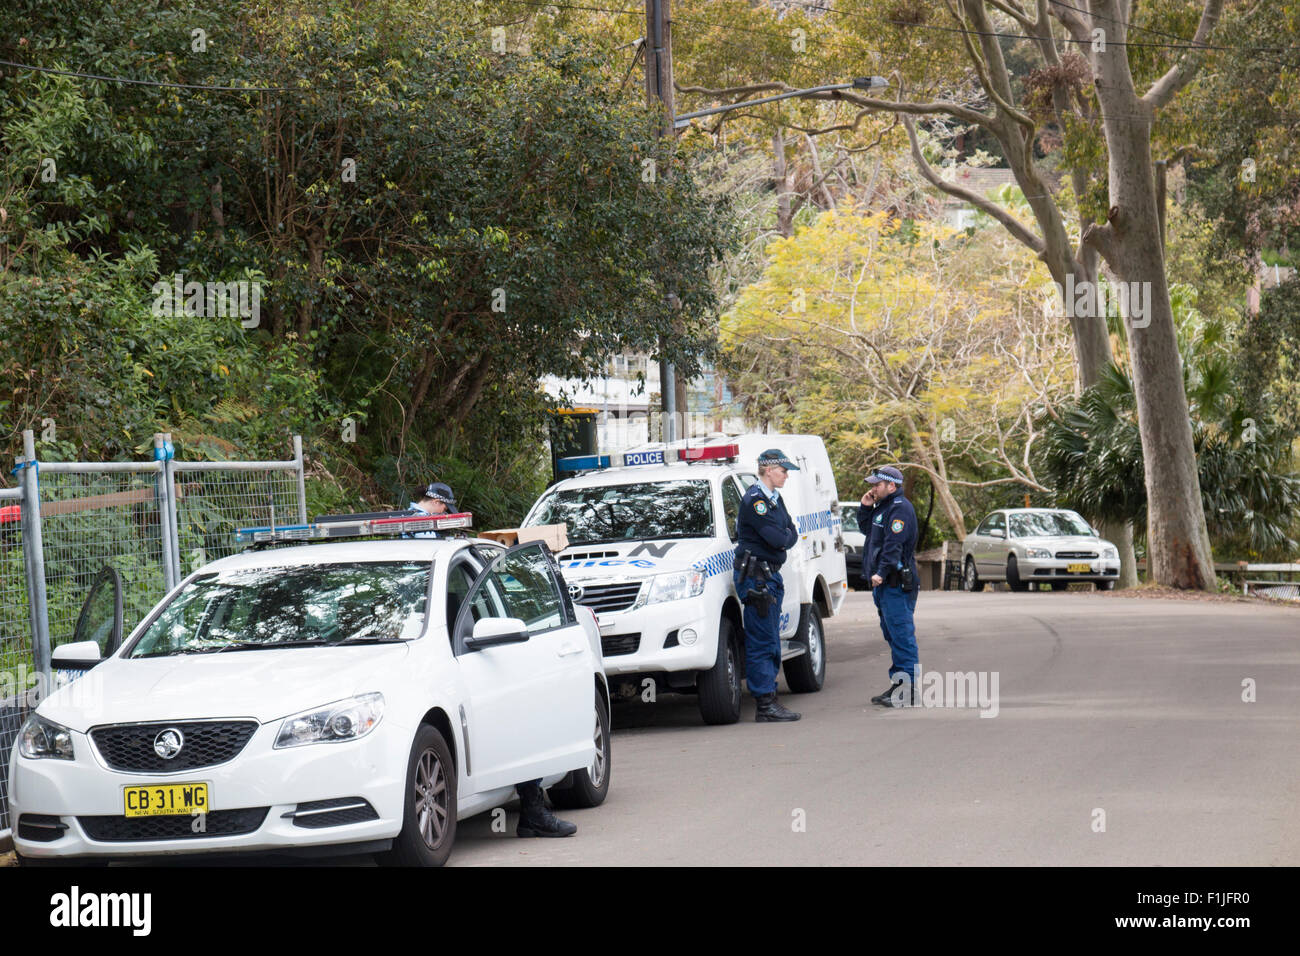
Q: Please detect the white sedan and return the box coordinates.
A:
[8,529,611,866]
[961,508,1121,592]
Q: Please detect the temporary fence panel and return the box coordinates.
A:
[0,433,306,843]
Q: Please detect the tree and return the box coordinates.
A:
[722,205,1073,536]
[680,0,1233,589]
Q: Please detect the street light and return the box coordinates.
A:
[672,76,891,129]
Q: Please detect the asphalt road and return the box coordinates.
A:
[7,589,1295,867]
[448,589,1300,866]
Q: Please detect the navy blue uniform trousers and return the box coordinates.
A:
[733,569,784,696]
[873,584,919,685]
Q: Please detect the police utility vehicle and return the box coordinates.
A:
[521,434,849,724]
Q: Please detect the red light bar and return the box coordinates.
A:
[673,444,739,463]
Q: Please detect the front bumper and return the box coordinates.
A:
[585,600,717,676]
[8,717,411,859]
[1019,557,1121,581]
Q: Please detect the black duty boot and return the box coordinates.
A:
[755,693,801,722]
[879,681,919,708]
[870,681,903,705]
[516,781,577,838]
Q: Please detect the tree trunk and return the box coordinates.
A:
[1090,21,1217,590]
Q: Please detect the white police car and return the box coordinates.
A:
[8,511,610,866]
[521,434,849,724]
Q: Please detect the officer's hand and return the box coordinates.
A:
[871,573,883,587]
[860,490,875,506]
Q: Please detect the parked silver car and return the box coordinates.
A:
[961,508,1120,592]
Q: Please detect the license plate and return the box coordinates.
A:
[123,782,209,818]
[1067,563,1091,573]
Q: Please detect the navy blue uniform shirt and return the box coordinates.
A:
[736,483,798,569]
[865,491,918,582]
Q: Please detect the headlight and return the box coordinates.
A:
[632,569,706,608]
[275,693,385,749]
[1103,547,1118,560]
[18,714,75,760]
[1025,548,1052,559]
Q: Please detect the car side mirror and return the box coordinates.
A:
[52,640,102,664]
[1091,527,1100,536]
[465,617,530,651]
[991,529,1006,539]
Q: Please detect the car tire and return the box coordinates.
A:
[377,723,457,867]
[698,615,742,725]
[1095,579,1116,591]
[1007,555,1029,592]
[783,604,826,693]
[1050,581,1069,591]
[551,690,612,810]
[964,556,985,592]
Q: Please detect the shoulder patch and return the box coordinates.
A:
[891,518,905,533]
[754,500,769,516]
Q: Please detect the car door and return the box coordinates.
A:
[983,512,1008,576]
[452,543,590,793]
[54,566,124,686]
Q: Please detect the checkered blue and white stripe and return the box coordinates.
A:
[693,548,736,578]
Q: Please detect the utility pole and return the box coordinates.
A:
[646,0,685,441]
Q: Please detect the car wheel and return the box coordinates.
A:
[1007,555,1029,592]
[964,556,985,592]
[698,615,742,725]
[551,690,612,809]
[783,604,826,693]
[1050,581,1069,591]
[1095,579,1116,591]
[378,723,457,867]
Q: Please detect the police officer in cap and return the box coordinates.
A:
[858,465,921,707]
[734,449,801,722]
[410,479,577,836]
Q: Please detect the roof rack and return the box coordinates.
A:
[235,511,473,545]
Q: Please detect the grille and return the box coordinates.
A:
[289,798,379,829]
[79,807,268,842]
[1054,551,1098,559]
[572,582,643,614]
[90,720,259,773]
[601,633,641,657]
[563,551,618,562]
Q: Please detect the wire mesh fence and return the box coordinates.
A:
[1,492,31,837]
[174,468,305,575]
[37,471,167,656]
[0,434,306,840]
[1246,581,1300,602]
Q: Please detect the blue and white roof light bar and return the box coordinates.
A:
[557,443,739,474]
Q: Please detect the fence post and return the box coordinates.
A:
[293,435,308,525]
[163,432,182,584]
[17,430,51,682]
[153,434,178,592]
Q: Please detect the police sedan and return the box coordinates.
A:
[8,512,611,866]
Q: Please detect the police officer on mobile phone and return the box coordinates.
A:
[734,449,802,722]
[860,466,921,708]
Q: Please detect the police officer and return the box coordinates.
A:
[410,480,576,835]
[410,481,456,517]
[734,449,801,722]
[859,466,921,708]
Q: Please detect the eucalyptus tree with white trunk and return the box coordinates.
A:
[679,0,1224,588]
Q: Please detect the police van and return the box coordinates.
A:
[520,434,849,724]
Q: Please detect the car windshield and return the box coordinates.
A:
[841,509,859,534]
[1009,512,1093,538]
[527,479,714,545]
[127,562,430,657]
